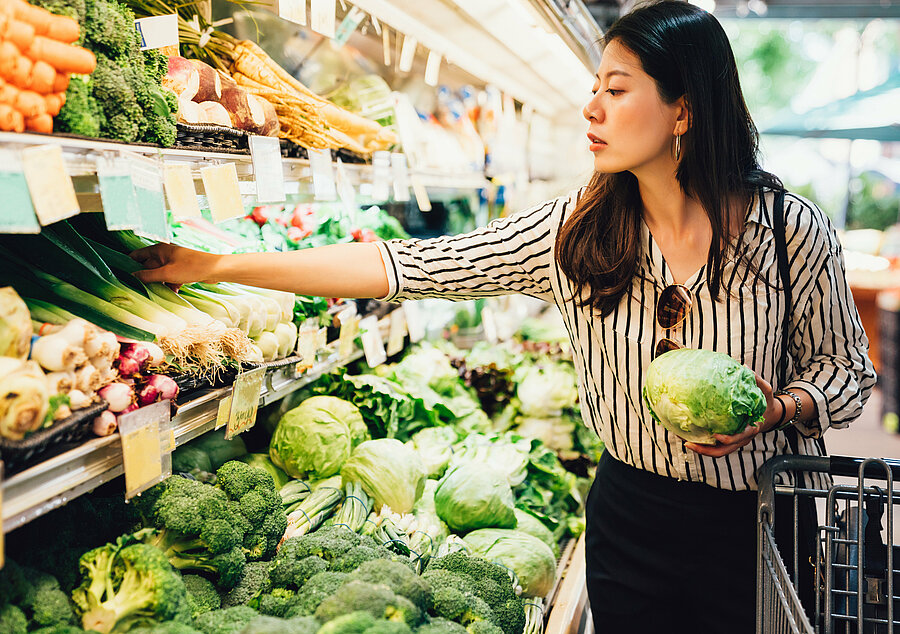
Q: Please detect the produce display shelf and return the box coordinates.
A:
[1,317,386,535]
[545,534,591,634]
[0,131,490,193]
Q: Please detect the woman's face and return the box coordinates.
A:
[583,39,686,175]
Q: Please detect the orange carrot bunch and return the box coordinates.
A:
[0,0,96,133]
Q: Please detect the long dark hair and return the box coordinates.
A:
[555,0,782,316]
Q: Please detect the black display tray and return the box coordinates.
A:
[174,123,249,154]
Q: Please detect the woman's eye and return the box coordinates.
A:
[606,89,623,96]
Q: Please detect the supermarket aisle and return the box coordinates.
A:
[825,388,900,460]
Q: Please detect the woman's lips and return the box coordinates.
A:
[587,132,607,151]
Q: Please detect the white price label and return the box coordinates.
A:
[249,135,286,203]
[391,153,410,202]
[481,306,499,344]
[371,151,391,202]
[279,0,306,25]
[424,50,441,87]
[359,315,387,368]
[225,367,266,440]
[337,306,360,359]
[382,28,391,66]
[403,300,425,343]
[135,14,179,51]
[386,309,406,357]
[398,35,417,73]
[335,6,364,45]
[335,159,356,220]
[296,319,320,371]
[163,164,201,218]
[215,392,233,430]
[119,400,172,499]
[21,145,79,225]
[410,174,432,212]
[310,0,336,38]
[308,148,336,201]
[201,163,244,222]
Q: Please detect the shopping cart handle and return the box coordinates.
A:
[828,455,900,480]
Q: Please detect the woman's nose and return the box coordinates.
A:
[583,95,602,122]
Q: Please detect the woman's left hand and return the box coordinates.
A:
[686,372,782,458]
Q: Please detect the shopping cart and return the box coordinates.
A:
[757,454,900,634]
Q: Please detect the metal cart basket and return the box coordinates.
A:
[757,454,900,634]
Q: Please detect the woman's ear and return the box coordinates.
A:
[673,96,691,135]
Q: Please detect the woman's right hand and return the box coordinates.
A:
[131,243,221,285]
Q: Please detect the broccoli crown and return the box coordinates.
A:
[192,606,258,634]
[55,77,105,138]
[216,461,287,561]
[255,588,298,618]
[281,572,347,618]
[269,555,327,591]
[239,615,320,634]
[221,561,272,608]
[0,603,28,634]
[415,618,468,634]
[465,622,504,634]
[348,560,431,612]
[0,561,76,629]
[278,525,364,564]
[318,611,377,634]
[329,546,395,573]
[315,581,420,627]
[130,622,204,634]
[364,620,413,634]
[72,540,192,634]
[183,575,221,619]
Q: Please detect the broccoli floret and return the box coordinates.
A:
[0,604,28,634]
[277,525,362,565]
[318,611,378,634]
[269,555,327,592]
[255,588,298,618]
[130,622,204,634]
[55,76,105,138]
[0,559,32,606]
[415,618,468,634]
[193,606,257,634]
[133,476,248,589]
[364,620,413,634]
[216,461,288,561]
[183,575,221,618]
[0,561,76,629]
[71,539,192,633]
[240,615,319,634]
[348,560,431,612]
[330,546,394,573]
[221,561,272,608]
[465,623,503,634]
[83,0,138,58]
[281,572,347,618]
[315,581,420,627]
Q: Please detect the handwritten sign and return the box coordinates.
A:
[119,400,171,499]
[225,367,266,439]
[21,145,79,225]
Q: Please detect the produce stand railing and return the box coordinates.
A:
[546,534,591,634]
[0,316,393,534]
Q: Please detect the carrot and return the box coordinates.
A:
[0,41,19,79]
[45,14,79,43]
[10,0,54,37]
[52,70,68,93]
[43,90,63,115]
[26,59,54,93]
[25,112,51,133]
[14,88,44,117]
[10,54,32,88]
[27,36,95,74]
[0,79,17,104]
[0,104,24,131]
[3,17,35,51]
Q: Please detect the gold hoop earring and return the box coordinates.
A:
[673,134,682,161]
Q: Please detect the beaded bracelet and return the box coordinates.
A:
[775,389,803,431]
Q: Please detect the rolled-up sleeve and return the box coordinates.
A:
[786,213,877,438]
[375,195,570,304]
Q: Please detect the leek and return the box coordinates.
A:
[194,283,267,336]
[179,286,241,329]
[24,298,78,326]
[220,283,281,331]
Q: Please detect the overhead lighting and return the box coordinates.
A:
[689,0,716,13]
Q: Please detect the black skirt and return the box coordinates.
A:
[584,452,816,634]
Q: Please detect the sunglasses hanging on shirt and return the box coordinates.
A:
[654,283,692,358]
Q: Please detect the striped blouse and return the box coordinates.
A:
[375,188,877,491]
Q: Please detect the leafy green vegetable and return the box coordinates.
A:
[239,453,291,490]
[341,439,426,514]
[270,397,355,479]
[511,510,558,558]
[515,363,578,417]
[434,463,517,533]
[642,348,765,445]
[463,529,557,598]
[407,427,458,479]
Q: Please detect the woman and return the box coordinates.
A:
[133,2,875,631]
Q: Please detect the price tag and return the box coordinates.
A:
[391,153,410,202]
[386,309,406,356]
[135,14,179,51]
[129,153,169,242]
[249,135,286,204]
[371,151,391,202]
[308,148,336,201]
[163,164,201,218]
[410,174,432,212]
[403,300,425,343]
[279,0,306,25]
[424,50,441,87]
[317,327,328,351]
[21,145,80,225]
[201,162,245,222]
[359,315,386,368]
[382,28,391,66]
[296,320,319,371]
[335,6,365,46]
[398,35,417,73]
[335,159,356,220]
[0,150,40,233]
[225,366,266,439]
[215,392,233,430]
[97,154,140,230]
[481,306,499,344]
[337,306,360,359]
[119,400,172,499]
[310,0,336,38]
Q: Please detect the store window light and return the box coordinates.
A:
[688,0,716,13]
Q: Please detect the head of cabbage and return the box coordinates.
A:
[434,463,517,532]
[642,348,765,445]
[341,438,426,514]
[463,529,557,598]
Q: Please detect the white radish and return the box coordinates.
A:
[92,410,118,436]
[31,333,87,372]
[67,389,92,410]
[45,371,75,394]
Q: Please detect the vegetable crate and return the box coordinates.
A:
[757,454,900,633]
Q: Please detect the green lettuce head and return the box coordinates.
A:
[642,348,765,445]
[269,396,355,479]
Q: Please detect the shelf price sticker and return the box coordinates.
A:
[335,159,357,220]
[215,389,233,430]
[225,366,266,440]
[21,145,80,226]
[337,306,360,360]
[403,300,426,343]
[0,149,40,233]
[410,174,432,212]
[97,154,140,230]
[481,306,499,344]
[308,148,336,201]
[295,319,320,373]
[398,35,417,73]
[119,400,172,500]
[335,6,365,46]
[310,0,336,38]
[391,153,410,202]
[202,162,245,223]
[128,153,169,242]
[249,135,286,204]
[279,0,306,25]
[359,315,387,368]
[424,51,441,87]
[163,163,201,219]
[386,309,406,356]
[135,14,178,51]
[371,151,391,202]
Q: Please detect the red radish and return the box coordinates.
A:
[117,403,139,419]
[92,410,117,436]
[162,56,200,100]
[197,101,231,127]
[116,355,143,378]
[138,374,179,406]
[98,382,134,413]
[188,59,222,103]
